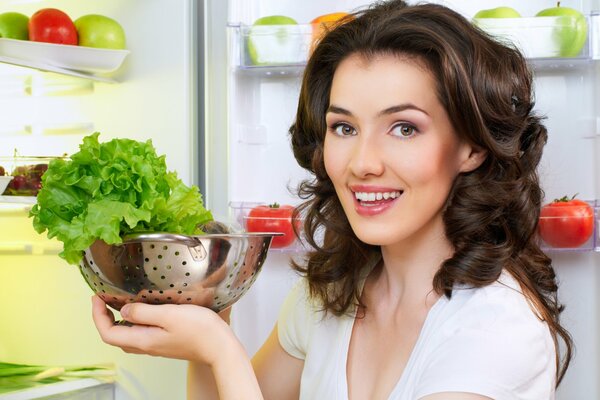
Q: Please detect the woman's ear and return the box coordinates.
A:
[459,145,487,173]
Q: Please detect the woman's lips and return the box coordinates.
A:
[353,192,401,216]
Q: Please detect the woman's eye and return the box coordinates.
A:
[333,123,356,136]
[391,123,417,138]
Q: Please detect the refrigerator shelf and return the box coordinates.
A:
[229,14,596,74]
[0,195,36,205]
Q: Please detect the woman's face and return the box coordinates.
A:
[324,53,479,247]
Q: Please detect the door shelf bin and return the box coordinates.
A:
[539,199,598,252]
[229,202,306,253]
[228,23,313,70]
[473,15,591,60]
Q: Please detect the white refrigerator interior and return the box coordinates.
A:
[206,0,600,398]
[0,1,199,399]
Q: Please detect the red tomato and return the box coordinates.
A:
[29,9,78,45]
[246,203,298,248]
[539,196,594,248]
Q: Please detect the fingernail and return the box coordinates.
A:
[120,305,130,318]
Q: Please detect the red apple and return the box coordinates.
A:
[29,8,77,45]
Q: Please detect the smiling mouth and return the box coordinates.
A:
[353,190,403,206]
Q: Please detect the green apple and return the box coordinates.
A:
[0,12,29,40]
[247,15,299,65]
[474,7,521,19]
[536,2,587,57]
[74,14,126,50]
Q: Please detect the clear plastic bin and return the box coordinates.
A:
[229,201,306,253]
[232,24,313,68]
[0,154,66,196]
[473,16,590,59]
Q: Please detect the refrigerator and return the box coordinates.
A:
[0,0,201,399]
[205,0,600,399]
[0,0,597,399]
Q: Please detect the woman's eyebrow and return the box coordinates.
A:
[326,105,353,116]
[377,104,430,117]
[326,103,430,117]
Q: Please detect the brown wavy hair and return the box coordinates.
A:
[289,0,572,385]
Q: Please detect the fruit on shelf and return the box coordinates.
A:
[3,163,49,196]
[247,15,299,65]
[29,8,78,45]
[74,14,126,50]
[310,12,351,53]
[0,12,29,40]
[538,195,594,248]
[473,7,521,19]
[245,203,299,248]
[536,2,587,57]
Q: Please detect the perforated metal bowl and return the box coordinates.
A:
[79,231,281,312]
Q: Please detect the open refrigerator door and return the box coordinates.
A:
[204,0,600,397]
[0,0,201,399]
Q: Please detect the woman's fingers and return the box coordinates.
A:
[119,302,171,327]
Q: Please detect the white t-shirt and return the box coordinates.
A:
[278,269,556,400]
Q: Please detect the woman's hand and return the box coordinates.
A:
[91,295,239,366]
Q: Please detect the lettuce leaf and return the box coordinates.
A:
[30,132,213,265]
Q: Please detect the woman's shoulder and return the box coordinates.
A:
[412,271,557,398]
[446,270,549,331]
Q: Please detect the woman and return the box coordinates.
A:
[92,1,572,398]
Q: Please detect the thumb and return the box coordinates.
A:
[120,302,169,327]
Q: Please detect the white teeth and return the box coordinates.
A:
[354,191,402,202]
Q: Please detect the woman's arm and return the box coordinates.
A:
[92,296,263,399]
[187,323,304,400]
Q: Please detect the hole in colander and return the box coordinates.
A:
[177,291,182,294]
[154,298,160,302]
[138,248,142,253]
[93,282,97,286]
[185,272,190,277]
[182,261,187,266]
[186,298,192,301]
[159,290,164,294]
[150,244,155,249]
[99,282,104,286]
[167,265,172,270]
[167,297,172,300]
[158,255,163,259]
[161,276,166,280]
[170,284,175,288]
[149,290,153,293]
[163,245,168,250]
[144,258,149,262]
[183,283,188,287]
[142,295,147,298]
[175,251,180,256]
[90,260,94,265]
[153,266,158,271]
[101,289,106,293]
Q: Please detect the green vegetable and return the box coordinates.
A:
[30,132,213,265]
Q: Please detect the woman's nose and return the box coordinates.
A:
[349,134,385,178]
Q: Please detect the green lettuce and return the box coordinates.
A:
[30,132,213,265]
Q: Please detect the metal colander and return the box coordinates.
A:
[79,231,282,312]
